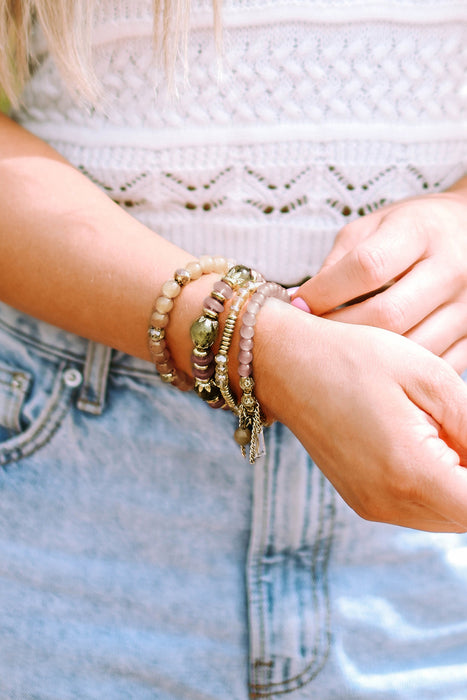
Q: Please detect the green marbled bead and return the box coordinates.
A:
[223,264,253,288]
[190,315,219,348]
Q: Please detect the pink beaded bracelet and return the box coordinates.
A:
[148,256,231,390]
[235,281,291,463]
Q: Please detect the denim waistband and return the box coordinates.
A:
[0,302,158,415]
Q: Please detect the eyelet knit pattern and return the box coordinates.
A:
[14,0,467,284]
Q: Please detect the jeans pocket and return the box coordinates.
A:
[0,358,83,469]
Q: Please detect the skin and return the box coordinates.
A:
[294,178,467,373]
[2,112,467,532]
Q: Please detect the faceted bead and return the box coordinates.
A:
[186,260,203,280]
[214,353,227,366]
[234,427,251,446]
[190,315,219,348]
[191,350,214,366]
[162,279,181,298]
[155,295,174,314]
[213,280,233,299]
[148,327,165,341]
[223,265,253,288]
[151,311,169,328]
[203,296,224,315]
[192,365,215,380]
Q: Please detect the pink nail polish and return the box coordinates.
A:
[291,296,311,313]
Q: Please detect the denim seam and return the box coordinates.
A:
[0,363,79,468]
[248,425,336,699]
[77,342,112,415]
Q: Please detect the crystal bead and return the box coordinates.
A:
[223,265,252,288]
[190,315,219,348]
[148,327,165,341]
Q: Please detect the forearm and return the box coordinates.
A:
[0,114,217,368]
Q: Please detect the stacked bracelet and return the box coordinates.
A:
[190,264,264,408]
[214,281,262,413]
[148,256,231,390]
[235,281,291,463]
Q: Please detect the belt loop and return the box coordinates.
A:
[76,341,112,415]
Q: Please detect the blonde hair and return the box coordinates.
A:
[0,0,221,107]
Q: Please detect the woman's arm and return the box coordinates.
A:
[3,112,467,533]
[0,112,219,371]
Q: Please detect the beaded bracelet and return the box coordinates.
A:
[148,255,231,390]
[214,281,263,413]
[235,281,291,463]
[190,264,264,407]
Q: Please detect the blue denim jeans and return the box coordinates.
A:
[1,300,467,700]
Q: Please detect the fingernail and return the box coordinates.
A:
[291,296,311,313]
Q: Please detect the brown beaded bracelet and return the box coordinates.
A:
[235,281,291,463]
[147,256,231,390]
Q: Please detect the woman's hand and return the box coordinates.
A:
[293,182,467,373]
[254,301,467,532]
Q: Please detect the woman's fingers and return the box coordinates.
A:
[441,337,467,375]
[405,301,467,357]
[295,214,426,315]
[323,258,459,335]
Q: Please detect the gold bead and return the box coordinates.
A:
[234,427,251,446]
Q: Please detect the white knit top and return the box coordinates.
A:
[15,0,467,285]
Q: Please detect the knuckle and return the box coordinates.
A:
[372,294,407,333]
[353,245,388,288]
